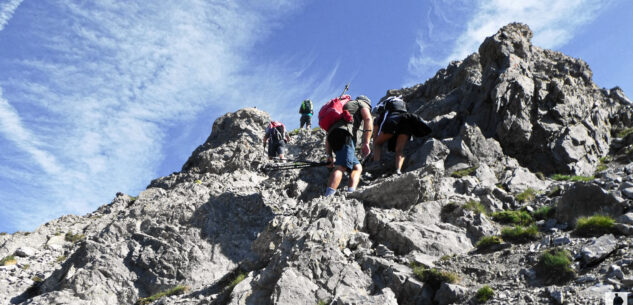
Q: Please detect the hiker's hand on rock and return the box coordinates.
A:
[361,143,370,158]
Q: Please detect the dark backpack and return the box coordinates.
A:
[384,96,407,113]
[268,122,285,143]
[299,99,313,114]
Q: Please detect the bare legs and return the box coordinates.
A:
[327,164,362,190]
[373,133,410,172]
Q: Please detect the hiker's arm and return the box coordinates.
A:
[360,107,373,157]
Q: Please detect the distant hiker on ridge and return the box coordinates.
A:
[372,96,431,175]
[319,94,373,196]
[299,99,314,129]
[263,121,291,160]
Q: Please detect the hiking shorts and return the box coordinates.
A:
[379,114,413,136]
[300,115,312,128]
[328,130,359,170]
[268,141,286,158]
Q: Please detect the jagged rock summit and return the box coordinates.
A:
[2,23,633,305]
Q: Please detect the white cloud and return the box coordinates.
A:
[0,0,22,31]
[408,0,614,81]
[0,0,341,231]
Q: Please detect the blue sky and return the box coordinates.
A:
[0,0,631,233]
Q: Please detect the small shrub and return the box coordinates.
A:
[194,179,202,184]
[129,196,138,204]
[476,236,503,249]
[22,264,30,270]
[451,166,478,178]
[288,128,301,136]
[570,175,594,182]
[317,300,331,305]
[56,255,66,263]
[410,263,459,289]
[533,206,555,220]
[551,174,571,181]
[312,127,321,132]
[501,225,539,243]
[476,285,494,303]
[595,164,607,172]
[617,127,633,138]
[136,285,188,305]
[515,188,537,203]
[1,255,17,266]
[464,200,487,215]
[535,248,575,284]
[492,210,533,225]
[65,232,85,243]
[32,276,43,283]
[440,255,452,261]
[229,272,246,289]
[574,215,615,237]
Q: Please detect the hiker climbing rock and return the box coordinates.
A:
[299,99,313,129]
[372,96,431,175]
[320,94,373,196]
[263,121,291,160]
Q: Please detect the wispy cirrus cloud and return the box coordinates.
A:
[0,0,344,232]
[0,0,23,31]
[408,0,615,82]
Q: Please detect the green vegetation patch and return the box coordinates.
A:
[476,285,494,303]
[475,236,503,249]
[228,272,246,289]
[501,225,539,243]
[136,285,189,305]
[570,175,594,182]
[515,188,538,203]
[535,248,575,284]
[65,232,85,243]
[464,200,487,215]
[532,206,555,221]
[491,210,533,226]
[410,263,459,289]
[451,166,478,178]
[56,255,67,263]
[22,264,30,270]
[317,299,331,305]
[551,174,571,181]
[194,179,202,184]
[574,215,616,237]
[617,127,633,138]
[32,276,43,283]
[1,255,17,266]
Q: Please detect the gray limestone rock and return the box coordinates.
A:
[581,234,618,266]
[556,183,626,226]
[434,283,470,305]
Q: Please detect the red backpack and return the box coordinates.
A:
[318,95,353,132]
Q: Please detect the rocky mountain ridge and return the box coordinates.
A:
[2,23,633,305]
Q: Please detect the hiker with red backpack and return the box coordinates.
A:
[299,99,313,129]
[320,91,373,197]
[263,121,291,160]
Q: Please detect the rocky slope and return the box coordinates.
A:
[2,23,633,305]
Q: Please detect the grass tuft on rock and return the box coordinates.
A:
[475,236,503,249]
[491,210,533,225]
[317,299,330,305]
[501,225,539,243]
[32,276,43,283]
[574,215,616,237]
[617,127,633,138]
[570,175,594,182]
[451,166,478,178]
[410,263,459,289]
[551,174,570,181]
[515,188,537,203]
[136,285,188,305]
[228,272,246,289]
[475,285,494,303]
[65,232,85,243]
[532,206,555,220]
[1,255,17,266]
[535,248,575,284]
[464,200,487,215]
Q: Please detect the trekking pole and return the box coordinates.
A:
[340,83,350,97]
[271,157,327,165]
[262,161,329,173]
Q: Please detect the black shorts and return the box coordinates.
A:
[327,129,351,152]
[379,113,413,136]
[300,115,312,127]
[268,141,286,157]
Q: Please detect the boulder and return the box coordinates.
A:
[434,283,470,305]
[580,234,618,266]
[555,183,626,226]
